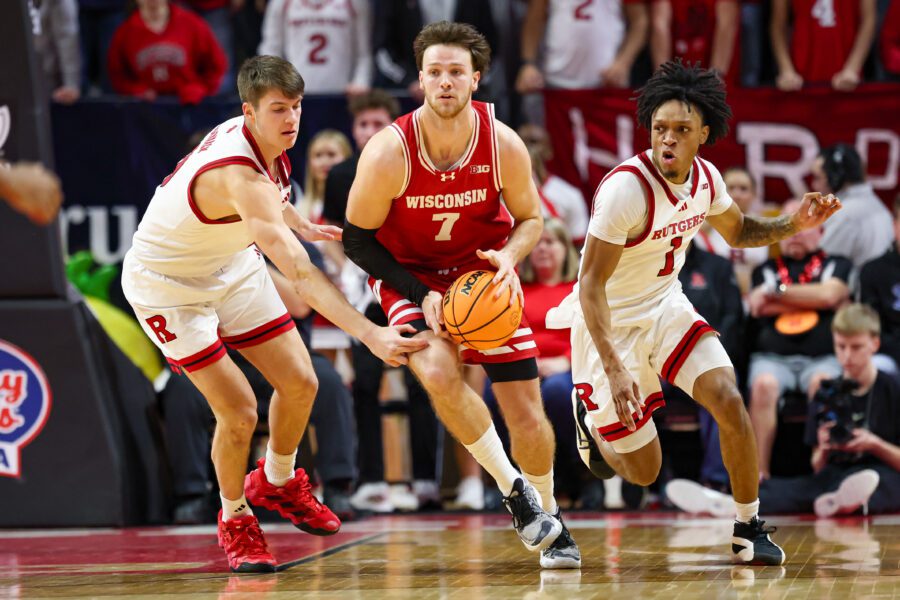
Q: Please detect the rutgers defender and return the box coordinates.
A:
[344,22,579,569]
[551,61,841,565]
[122,56,424,573]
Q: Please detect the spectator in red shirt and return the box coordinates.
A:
[107,0,227,104]
[482,219,582,500]
[770,0,876,91]
[650,0,740,84]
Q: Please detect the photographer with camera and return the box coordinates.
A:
[668,303,900,517]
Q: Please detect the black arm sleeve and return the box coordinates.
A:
[343,221,432,306]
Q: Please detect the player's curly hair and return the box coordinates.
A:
[635,60,732,145]
[414,21,491,75]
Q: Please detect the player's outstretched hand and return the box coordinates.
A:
[790,192,842,231]
[476,249,523,307]
[362,324,429,367]
[608,367,643,432]
[297,221,343,242]
[0,162,63,225]
[421,291,449,338]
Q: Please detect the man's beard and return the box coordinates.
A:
[426,90,471,119]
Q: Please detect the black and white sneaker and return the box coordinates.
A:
[540,510,582,569]
[573,394,616,479]
[502,478,562,552]
[732,517,786,565]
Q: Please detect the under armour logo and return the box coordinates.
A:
[440,172,455,182]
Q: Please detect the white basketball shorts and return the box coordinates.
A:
[570,293,733,453]
[122,246,294,374]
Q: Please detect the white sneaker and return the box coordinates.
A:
[814,469,880,518]
[453,476,485,510]
[350,482,394,513]
[389,483,420,512]
[666,479,734,517]
[412,480,442,507]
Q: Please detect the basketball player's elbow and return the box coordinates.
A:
[342,221,376,270]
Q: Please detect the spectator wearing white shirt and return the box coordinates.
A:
[258,0,373,95]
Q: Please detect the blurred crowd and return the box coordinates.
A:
[31,0,900,522]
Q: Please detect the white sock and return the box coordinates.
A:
[735,498,760,524]
[464,424,521,496]
[221,493,253,521]
[265,444,297,487]
[523,469,558,514]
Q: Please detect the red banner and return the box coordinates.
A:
[544,85,900,206]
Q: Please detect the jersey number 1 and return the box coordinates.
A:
[658,236,683,277]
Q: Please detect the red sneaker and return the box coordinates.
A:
[245,458,341,535]
[217,510,277,573]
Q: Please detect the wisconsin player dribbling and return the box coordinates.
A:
[343,21,580,568]
[549,61,841,565]
[122,56,425,573]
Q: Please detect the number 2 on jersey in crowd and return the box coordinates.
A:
[309,34,328,64]
[574,0,593,20]
[432,212,460,241]
[658,236,683,277]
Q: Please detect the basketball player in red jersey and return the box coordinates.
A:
[343,21,579,569]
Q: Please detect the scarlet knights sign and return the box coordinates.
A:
[0,340,51,477]
[544,86,900,206]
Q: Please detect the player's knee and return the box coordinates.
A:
[219,404,258,444]
[714,389,749,432]
[626,462,660,487]
[417,362,462,395]
[750,374,780,408]
[275,364,318,401]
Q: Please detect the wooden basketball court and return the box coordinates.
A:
[2,512,897,598]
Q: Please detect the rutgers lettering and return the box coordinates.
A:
[574,383,598,411]
[146,315,177,344]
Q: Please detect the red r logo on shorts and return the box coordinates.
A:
[146,315,177,344]
[575,383,598,411]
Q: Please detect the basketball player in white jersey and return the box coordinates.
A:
[258,0,372,95]
[122,56,425,573]
[549,61,841,565]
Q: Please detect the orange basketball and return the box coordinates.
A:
[442,270,522,350]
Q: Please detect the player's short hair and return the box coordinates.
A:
[635,60,731,145]
[237,56,305,107]
[818,143,865,192]
[832,303,881,337]
[348,89,401,120]
[413,21,491,76]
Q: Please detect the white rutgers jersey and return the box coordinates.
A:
[559,151,733,327]
[543,0,625,88]
[129,116,292,278]
[258,0,372,94]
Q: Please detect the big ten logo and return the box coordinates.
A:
[0,340,51,478]
[61,205,139,264]
[737,125,899,197]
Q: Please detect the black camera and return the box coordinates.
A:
[815,377,861,445]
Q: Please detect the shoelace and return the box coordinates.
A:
[502,490,537,530]
[281,470,324,512]
[224,519,271,558]
[752,518,777,535]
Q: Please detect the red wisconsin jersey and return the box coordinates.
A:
[377,101,509,286]
[791,0,860,82]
